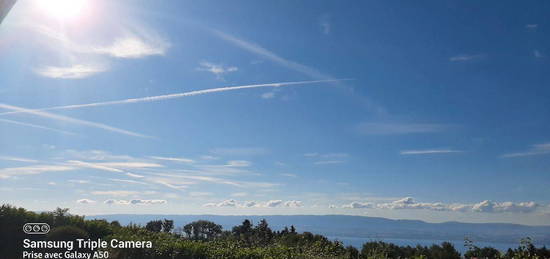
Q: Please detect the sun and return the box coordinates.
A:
[36,0,88,20]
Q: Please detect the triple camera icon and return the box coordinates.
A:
[23,223,50,234]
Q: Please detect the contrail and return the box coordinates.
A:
[0,118,76,135]
[0,103,150,138]
[0,79,349,114]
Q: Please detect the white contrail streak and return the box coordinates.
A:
[0,79,349,114]
[0,118,76,135]
[0,103,150,138]
[211,29,332,80]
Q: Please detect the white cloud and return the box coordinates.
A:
[197,61,238,79]
[225,160,251,167]
[370,198,541,213]
[105,199,166,205]
[502,143,550,158]
[261,92,275,99]
[357,122,447,135]
[284,200,303,208]
[104,199,127,205]
[76,199,96,204]
[378,197,449,211]
[449,54,486,62]
[217,199,238,207]
[36,64,107,79]
[343,201,373,209]
[472,200,539,213]
[264,200,283,207]
[534,50,543,58]
[242,201,258,207]
[93,36,168,59]
[149,156,194,163]
[202,199,302,209]
[400,149,462,155]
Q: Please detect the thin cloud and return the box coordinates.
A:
[314,160,345,165]
[534,50,543,58]
[280,173,297,178]
[343,201,373,209]
[284,200,303,207]
[109,178,148,185]
[93,36,168,58]
[362,197,542,213]
[197,61,238,79]
[149,156,194,163]
[189,192,214,197]
[68,179,90,184]
[261,92,275,99]
[76,199,96,204]
[502,143,550,158]
[210,147,268,156]
[91,190,139,197]
[225,160,251,167]
[319,14,331,35]
[0,165,74,179]
[210,29,333,80]
[449,54,486,62]
[0,79,349,116]
[357,122,447,135]
[204,199,302,208]
[0,103,150,138]
[0,118,76,135]
[400,149,462,155]
[104,199,167,205]
[0,156,38,163]
[35,64,107,79]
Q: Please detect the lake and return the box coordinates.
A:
[329,236,548,254]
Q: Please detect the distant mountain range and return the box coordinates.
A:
[87,214,550,245]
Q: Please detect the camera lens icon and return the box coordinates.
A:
[23,223,50,234]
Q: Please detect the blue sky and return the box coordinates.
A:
[1,0,549,225]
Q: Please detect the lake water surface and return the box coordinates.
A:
[329,236,548,254]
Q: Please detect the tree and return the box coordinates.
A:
[183,220,222,240]
[162,219,174,233]
[145,220,163,232]
[253,219,273,246]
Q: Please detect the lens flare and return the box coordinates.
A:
[36,0,88,20]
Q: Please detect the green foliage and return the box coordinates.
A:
[184,220,223,240]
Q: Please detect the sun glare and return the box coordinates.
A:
[37,0,88,20]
